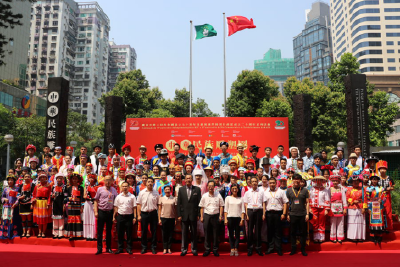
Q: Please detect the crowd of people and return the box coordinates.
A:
[0,141,396,257]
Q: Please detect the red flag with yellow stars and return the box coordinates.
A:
[226,16,256,36]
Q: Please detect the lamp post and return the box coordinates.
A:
[337,141,346,158]
[70,141,77,157]
[4,134,14,172]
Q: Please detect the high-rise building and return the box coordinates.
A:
[26,0,78,97]
[0,0,31,87]
[330,0,400,146]
[72,2,110,124]
[293,1,333,85]
[107,41,137,91]
[254,48,295,94]
[330,0,400,73]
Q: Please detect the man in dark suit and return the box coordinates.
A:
[177,174,201,256]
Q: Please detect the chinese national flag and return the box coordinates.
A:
[227,16,256,36]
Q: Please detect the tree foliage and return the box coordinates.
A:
[226,70,279,117]
[101,70,219,119]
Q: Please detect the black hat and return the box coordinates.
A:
[245,173,256,178]
[143,160,151,165]
[176,153,185,160]
[93,145,102,150]
[220,141,229,147]
[21,166,30,172]
[108,143,115,149]
[366,155,379,163]
[262,158,271,166]
[249,145,260,153]
[187,144,195,149]
[154,144,163,150]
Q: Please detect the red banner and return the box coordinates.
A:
[126,117,289,158]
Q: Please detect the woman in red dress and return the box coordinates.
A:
[32,173,52,238]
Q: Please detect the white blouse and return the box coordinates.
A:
[224,196,245,218]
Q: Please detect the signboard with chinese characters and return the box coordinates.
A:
[45,78,69,153]
[126,117,289,158]
[345,74,370,157]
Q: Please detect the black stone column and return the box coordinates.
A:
[293,94,313,157]
[45,77,69,153]
[104,96,123,154]
[345,74,370,157]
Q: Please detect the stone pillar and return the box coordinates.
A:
[104,96,123,154]
[293,94,313,156]
[345,74,370,157]
[45,77,69,153]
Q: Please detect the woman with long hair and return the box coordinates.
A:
[32,173,52,237]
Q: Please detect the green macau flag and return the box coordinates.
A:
[194,24,217,40]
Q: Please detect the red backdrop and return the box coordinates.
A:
[125,117,289,158]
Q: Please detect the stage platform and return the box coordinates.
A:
[2,220,399,252]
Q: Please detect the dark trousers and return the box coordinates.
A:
[141,210,158,249]
[227,217,241,249]
[290,215,307,250]
[247,209,263,251]
[266,210,283,252]
[97,209,113,251]
[161,218,175,249]
[116,213,134,251]
[203,214,219,252]
[181,219,198,252]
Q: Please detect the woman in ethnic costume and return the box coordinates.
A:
[329,174,347,243]
[64,173,84,240]
[17,173,35,237]
[0,175,22,239]
[377,160,395,231]
[83,173,98,241]
[365,174,386,244]
[346,174,367,242]
[32,173,52,237]
[51,173,66,239]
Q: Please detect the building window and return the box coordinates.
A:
[387,50,395,53]
[385,16,400,20]
[52,21,58,26]
[388,67,396,71]
[83,103,88,108]
[387,41,394,45]
[78,61,83,65]
[388,58,395,62]
[82,110,87,115]
[80,27,85,31]
[387,33,400,37]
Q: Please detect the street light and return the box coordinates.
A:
[4,134,14,172]
[70,141,77,157]
[337,141,346,158]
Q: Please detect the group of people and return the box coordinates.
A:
[0,141,395,257]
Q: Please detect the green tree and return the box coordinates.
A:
[328,52,360,93]
[256,95,294,144]
[226,70,279,117]
[193,98,219,117]
[99,70,163,119]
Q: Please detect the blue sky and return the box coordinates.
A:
[93,0,322,115]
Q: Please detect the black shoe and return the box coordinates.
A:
[180,251,187,256]
[247,250,253,256]
[289,250,296,256]
[106,249,114,254]
[256,250,264,256]
[265,250,273,255]
[95,250,102,255]
[141,249,147,254]
[277,251,283,256]
[213,251,219,257]
[151,248,157,255]
[127,249,133,254]
[115,250,123,254]
[301,250,308,256]
[203,251,210,257]
[192,251,198,256]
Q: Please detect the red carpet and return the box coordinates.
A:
[1,244,400,267]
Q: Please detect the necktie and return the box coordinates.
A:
[187,186,191,200]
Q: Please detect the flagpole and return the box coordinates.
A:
[189,20,193,118]
[223,13,227,117]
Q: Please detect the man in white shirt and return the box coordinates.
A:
[199,180,224,257]
[59,155,72,176]
[263,177,288,256]
[90,145,102,174]
[137,177,160,254]
[113,182,137,255]
[244,177,265,256]
[272,145,287,166]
